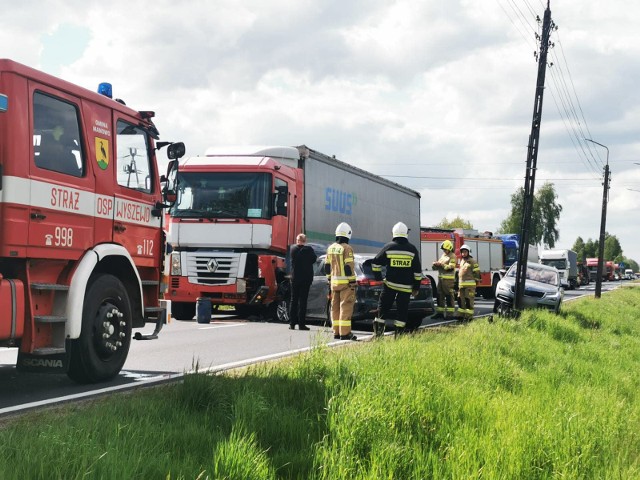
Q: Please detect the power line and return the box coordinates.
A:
[496,0,604,183]
[379,174,600,181]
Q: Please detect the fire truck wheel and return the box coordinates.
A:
[172,302,196,321]
[67,274,132,383]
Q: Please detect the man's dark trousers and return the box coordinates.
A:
[290,280,312,328]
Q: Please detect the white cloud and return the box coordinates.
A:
[3,0,640,261]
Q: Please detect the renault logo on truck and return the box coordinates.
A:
[207,258,219,273]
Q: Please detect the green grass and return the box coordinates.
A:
[1,286,640,479]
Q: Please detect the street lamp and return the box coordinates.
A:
[584,138,610,299]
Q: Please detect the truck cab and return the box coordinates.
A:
[0,59,184,382]
[166,146,303,320]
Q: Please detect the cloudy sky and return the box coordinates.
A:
[3,0,640,262]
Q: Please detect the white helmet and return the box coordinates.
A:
[392,222,409,238]
[335,222,352,239]
[460,244,471,253]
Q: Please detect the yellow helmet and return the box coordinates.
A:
[441,240,453,252]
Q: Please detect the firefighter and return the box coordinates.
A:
[371,222,422,336]
[324,222,358,341]
[458,244,480,322]
[431,239,457,320]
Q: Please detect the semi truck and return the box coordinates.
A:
[0,59,184,382]
[494,233,539,268]
[539,249,578,289]
[586,258,614,282]
[421,228,503,299]
[166,145,421,321]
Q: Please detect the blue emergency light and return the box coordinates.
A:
[97,82,113,98]
[0,94,7,112]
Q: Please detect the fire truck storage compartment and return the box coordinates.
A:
[0,278,25,340]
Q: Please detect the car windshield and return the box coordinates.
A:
[359,258,378,278]
[507,264,558,286]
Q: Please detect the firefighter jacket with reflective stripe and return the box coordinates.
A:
[324,241,355,288]
[458,255,480,287]
[371,238,422,293]
[434,251,457,280]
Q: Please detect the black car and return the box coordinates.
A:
[303,254,435,330]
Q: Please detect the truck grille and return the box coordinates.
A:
[185,252,242,286]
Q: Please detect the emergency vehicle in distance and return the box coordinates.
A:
[421,228,503,299]
[165,145,421,321]
[0,59,184,383]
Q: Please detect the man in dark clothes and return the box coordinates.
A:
[288,233,317,330]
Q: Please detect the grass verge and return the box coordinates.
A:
[1,287,639,479]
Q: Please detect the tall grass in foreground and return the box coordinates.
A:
[1,287,639,479]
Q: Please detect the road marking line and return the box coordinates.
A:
[198,323,247,330]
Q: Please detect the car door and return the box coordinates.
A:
[307,256,330,318]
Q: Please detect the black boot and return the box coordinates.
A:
[340,332,358,341]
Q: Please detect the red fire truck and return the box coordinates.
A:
[420,228,504,299]
[0,59,184,383]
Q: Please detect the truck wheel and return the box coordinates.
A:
[67,274,132,383]
[172,302,196,321]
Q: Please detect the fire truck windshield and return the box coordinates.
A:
[171,171,272,219]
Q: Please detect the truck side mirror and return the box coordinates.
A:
[167,142,186,160]
[162,159,179,204]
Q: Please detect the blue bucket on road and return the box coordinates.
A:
[196,297,212,324]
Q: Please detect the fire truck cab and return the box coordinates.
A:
[0,59,184,383]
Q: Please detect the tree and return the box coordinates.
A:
[535,183,563,248]
[584,239,597,258]
[604,234,622,261]
[498,188,524,234]
[581,233,623,261]
[435,216,474,230]
[498,182,562,248]
[572,237,586,262]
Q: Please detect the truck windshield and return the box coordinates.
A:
[503,246,518,266]
[540,259,566,269]
[171,172,272,219]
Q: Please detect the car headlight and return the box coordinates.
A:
[496,282,510,293]
[545,291,561,300]
[170,251,182,276]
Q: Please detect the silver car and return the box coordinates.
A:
[494,261,564,314]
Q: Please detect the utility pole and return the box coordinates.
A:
[515,1,554,311]
[585,139,610,298]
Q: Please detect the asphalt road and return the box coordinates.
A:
[0,280,623,417]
